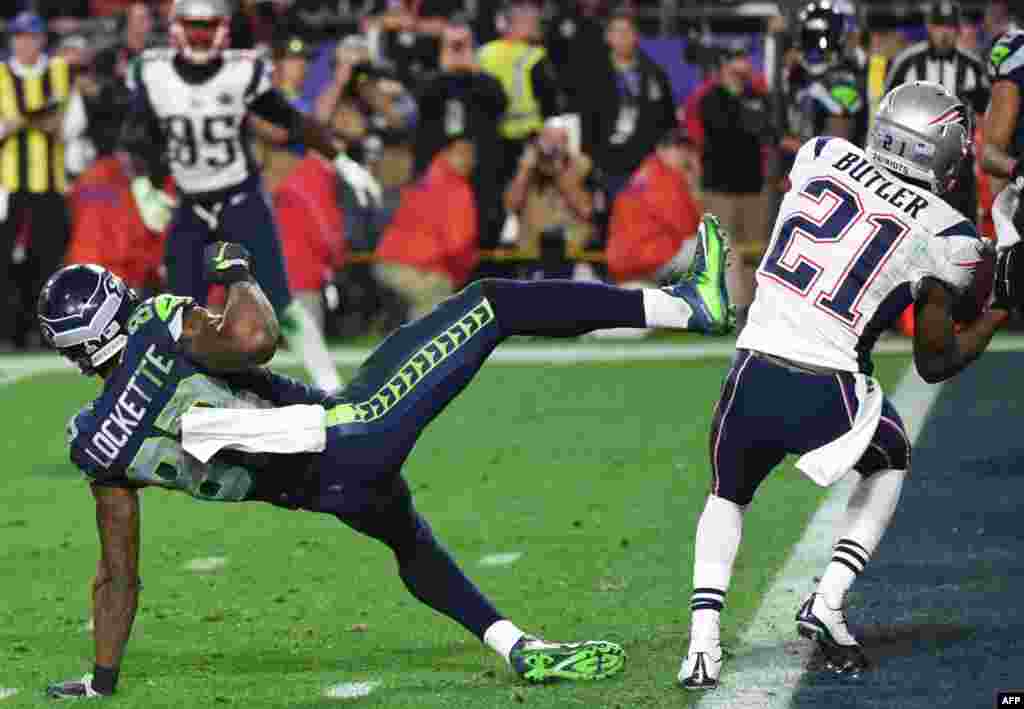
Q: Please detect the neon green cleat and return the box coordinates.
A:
[664,213,734,335]
[509,636,626,683]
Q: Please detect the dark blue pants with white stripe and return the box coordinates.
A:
[253,278,646,641]
[709,350,911,506]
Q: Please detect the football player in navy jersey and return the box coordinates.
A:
[982,28,1024,224]
[40,214,734,697]
[784,1,867,148]
[121,0,350,393]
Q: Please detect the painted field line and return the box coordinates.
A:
[4,335,1024,380]
[479,552,523,567]
[696,365,941,709]
[183,556,228,572]
[323,680,380,699]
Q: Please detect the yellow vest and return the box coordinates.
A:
[0,56,71,193]
[478,40,546,140]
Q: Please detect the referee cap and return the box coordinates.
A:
[9,12,46,35]
[926,1,961,26]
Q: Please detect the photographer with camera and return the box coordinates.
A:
[502,120,595,275]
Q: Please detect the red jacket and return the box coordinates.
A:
[375,156,478,286]
[65,156,167,289]
[274,155,348,292]
[607,153,701,283]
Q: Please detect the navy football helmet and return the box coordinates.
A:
[798,1,844,73]
[37,265,139,376]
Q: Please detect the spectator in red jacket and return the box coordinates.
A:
[274,154,349,333]
[375,137,478,320]
[606,127,701,286]
[65,155,167,291]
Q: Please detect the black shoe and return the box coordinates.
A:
[796,594,870,675]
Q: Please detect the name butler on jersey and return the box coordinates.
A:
[739,135,985,374]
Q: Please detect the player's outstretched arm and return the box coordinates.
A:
[48,485,142,698]
[92,485,141,682]
[180,242,280,372]
[981,80,1021,181]
[913,277,1008,383]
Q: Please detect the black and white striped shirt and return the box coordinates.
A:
[884,41,990,116]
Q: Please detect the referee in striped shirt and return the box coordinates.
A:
[884,1,989,221]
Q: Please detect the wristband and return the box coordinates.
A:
[91,664,119,695]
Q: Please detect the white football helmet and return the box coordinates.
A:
[867,81,972,196]
[170,0,231,65]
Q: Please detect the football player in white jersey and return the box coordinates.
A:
[121,0,350,392]
[678,82,1012,689]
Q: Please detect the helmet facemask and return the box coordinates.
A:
[171,16,229,64]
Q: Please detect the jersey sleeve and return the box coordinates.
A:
[911,220,987,297]
[990,32,1024,89]
[244,57,274,106]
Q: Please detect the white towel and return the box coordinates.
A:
[992,183,1022,249]
[181,404,327,464]
[796,374,883,487]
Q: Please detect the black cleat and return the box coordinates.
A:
[796,594,870,675]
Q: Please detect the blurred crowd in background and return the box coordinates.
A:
[0,0,1018,349]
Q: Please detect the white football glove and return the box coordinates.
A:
[131,177,177,232]
[334,153,382,208]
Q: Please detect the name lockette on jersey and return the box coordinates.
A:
[85,344,174,469]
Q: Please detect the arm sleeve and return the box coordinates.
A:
[217,367,332,407]
[531,56,564,118]
[910,220,987,297]
[990,34,1024,90]
[249,88,306,140]
[244,58,274,105]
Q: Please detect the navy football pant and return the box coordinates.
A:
[306,279,646,639]
[165,175,293,314]
[709,349,911,506]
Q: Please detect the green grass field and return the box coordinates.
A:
[0,353,909,708]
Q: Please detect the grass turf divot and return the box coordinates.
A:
[323,681,380,699]
[183,556,228,572]
[479,552,523,567]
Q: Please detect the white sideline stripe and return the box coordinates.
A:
[323,681,380,699]
[0,689,17,700]
[696,366,942,709]
[183,556,227,572]
[479,552,523,567]
[8,335,1024,379]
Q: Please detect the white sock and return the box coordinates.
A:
[282,300,342,393]
[483,619,525,664]
[816,468,905,607]
[642,289,694,329]
[690,495,744,647]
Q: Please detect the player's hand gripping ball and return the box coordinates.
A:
[204,241,253,285]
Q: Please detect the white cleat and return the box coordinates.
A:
[678,647,723,690]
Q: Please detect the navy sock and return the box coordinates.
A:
[481,279,646,337]
[395,514,502,640]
